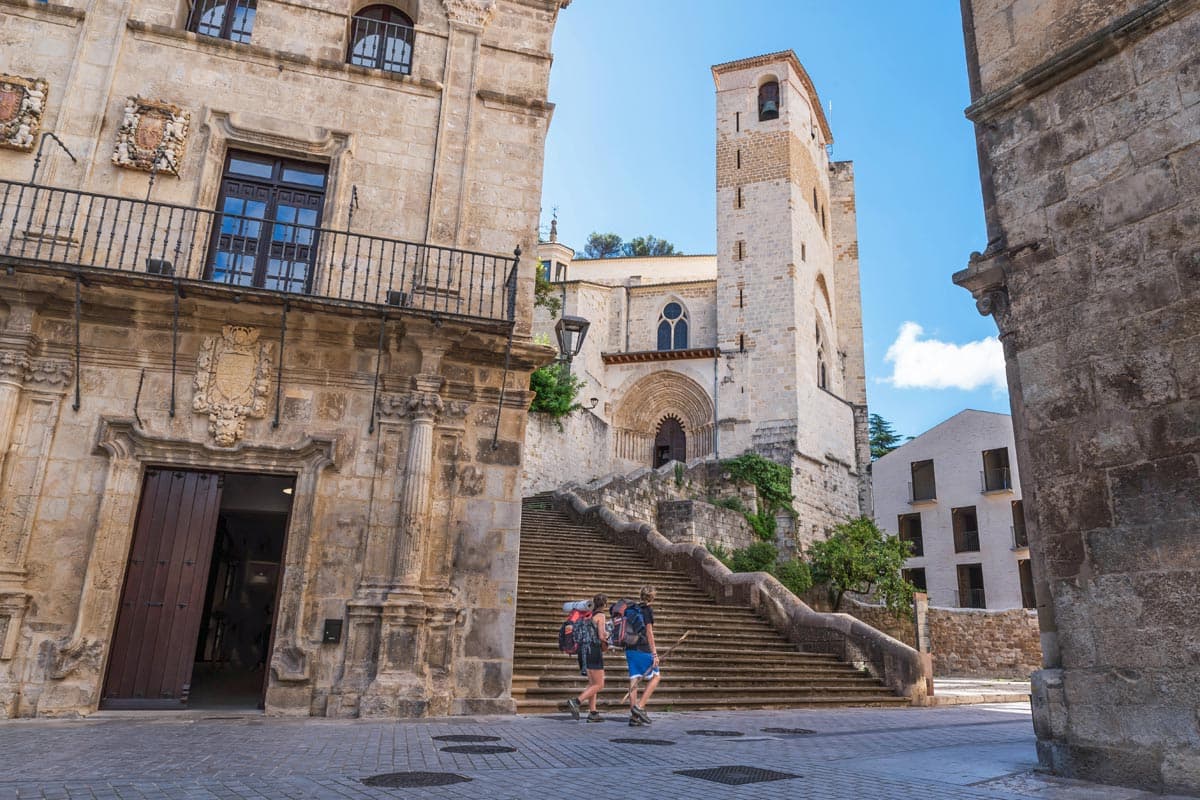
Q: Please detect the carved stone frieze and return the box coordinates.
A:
[377,392,447,424]
[0,351,29,383]
[441,0,497,28]
[23,359,73,391]
[112,97,191,175]
[193,325,272,447]
[0,75,47,152]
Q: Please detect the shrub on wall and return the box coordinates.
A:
[809,516,915,616]
[529,362,585,425]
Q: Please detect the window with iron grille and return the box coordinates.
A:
[910,459,936,502]
[952,506,980,553]
[898,513,923,557]
[657,302,689,351]
[349,6,415,75]
[207,151,328,294]
[982,446,1012,491]
[188,0,257,43]
[956,563,986,608]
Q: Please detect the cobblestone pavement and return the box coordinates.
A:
[0,703,1192,799]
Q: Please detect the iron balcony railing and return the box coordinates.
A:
[981,466,1012,492]
[348,16,415,75]
[1012,524,1029,549]
[187,0,258,44]
[957,588,986,609]
[907,481,937,503]
[0,179,520,324]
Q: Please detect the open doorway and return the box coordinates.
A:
[101,470,294,710]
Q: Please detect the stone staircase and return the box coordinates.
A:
[512,494,909,714]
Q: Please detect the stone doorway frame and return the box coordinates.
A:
[40,418,337,717]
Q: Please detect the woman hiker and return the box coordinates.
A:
[567,593,609,722]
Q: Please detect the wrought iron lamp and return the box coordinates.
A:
[554,315,590,364]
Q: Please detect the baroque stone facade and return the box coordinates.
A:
[956,0,1200,791]
[0,0,569,718]
[525,51,871,545]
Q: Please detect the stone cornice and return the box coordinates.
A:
[602,348,719,366]
[477,89,554,117]
[94,417,339,470]
[0,0,84,23]
[126,20,443,97]
[965,0,1198,123]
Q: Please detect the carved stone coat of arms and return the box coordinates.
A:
[112,97,191,175]
[0,75,48,152]
[193,326,272,447]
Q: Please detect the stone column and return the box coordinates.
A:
[394,382,444,585]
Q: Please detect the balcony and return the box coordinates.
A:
[907,481,936,504]
[1012,524,1029,550]
[348,15,415,75]
[981,466,1013,493]
[0,180,519,325]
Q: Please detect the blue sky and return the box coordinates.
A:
[539,1,1011,440]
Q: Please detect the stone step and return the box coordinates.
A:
[512,501,903,711]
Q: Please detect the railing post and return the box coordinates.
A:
[506,245,521,322]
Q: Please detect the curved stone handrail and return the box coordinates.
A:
[552,487,931,704]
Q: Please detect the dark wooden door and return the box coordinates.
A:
[653,417,686,467]
[102,469,224,709]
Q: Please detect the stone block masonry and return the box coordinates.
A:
[957,0,1200,791]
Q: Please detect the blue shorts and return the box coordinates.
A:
[625,649,659,680]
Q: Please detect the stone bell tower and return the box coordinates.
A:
[712,51,869,541]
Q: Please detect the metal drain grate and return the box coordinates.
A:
[686,729,744,737]
[609,738,676,746]
[675,766,801,786]
[761,727,817,735]
[432,735,502,743]
[362,772,472,788]
[440,744,517,755]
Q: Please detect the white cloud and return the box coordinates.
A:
[881,322,1007,391]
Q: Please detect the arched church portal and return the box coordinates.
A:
[612,371,714,467]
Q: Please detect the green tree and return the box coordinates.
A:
[622,235,679,257]
[583,232,623,259]
[808,516,915,615]
[869,413,904,460]
[528,362,585,424]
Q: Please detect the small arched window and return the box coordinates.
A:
[349,5,415,75]
[188,0,257,43]
[758,80,780,121]
[657,302,689,351]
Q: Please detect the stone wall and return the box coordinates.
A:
[566,459,758,548]
[956,1,1199,788]
[656,499,758,552]
[835,599,1042,679]
[521,409,612,496]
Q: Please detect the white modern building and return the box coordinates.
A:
[873,410,1035,610]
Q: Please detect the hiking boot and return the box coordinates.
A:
[628,716,644,727]
[631,705,651,725]
[566,698,581,721]
[586,712,603,723]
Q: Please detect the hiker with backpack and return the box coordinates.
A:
[614,586,660,726]
[564,593,609,723]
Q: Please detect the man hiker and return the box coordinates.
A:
[625,586,660,726]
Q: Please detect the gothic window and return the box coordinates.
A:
[188,0,257,43]
[349,5,415,75]
[758,80,780,121]
[657,302,689,351]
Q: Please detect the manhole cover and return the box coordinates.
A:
[432,735,502,743]
[362,772,472,788]
[686,729,744,737]
[675,766,801,786]
[439,744,517,755]
[609,738,676,746]
[762,727,816,735]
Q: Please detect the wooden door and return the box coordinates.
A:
[653,417,686,467]
[102,469,224,709]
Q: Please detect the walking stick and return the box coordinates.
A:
[621,630,692,703]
